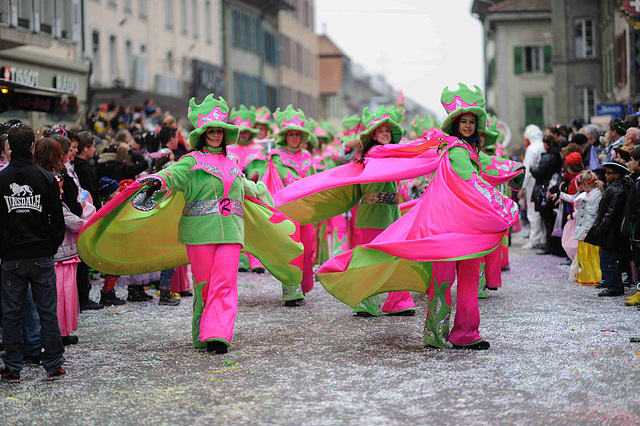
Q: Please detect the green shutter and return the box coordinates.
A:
[514,46,523,75]
[525,97,544,127]
[543,45,552,74]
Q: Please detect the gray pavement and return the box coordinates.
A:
[2,233,640,425]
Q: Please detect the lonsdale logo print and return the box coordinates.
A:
[5,183,42,213]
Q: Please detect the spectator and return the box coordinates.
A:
[624,114,639,130]
[0,123,66,382]
[624,146,640,306]
[586,161,632,297]
[96,142,148,182]
[574,130,604,180]
[602,118,627,163]
[521,125,547,249]
[624,127,640,148]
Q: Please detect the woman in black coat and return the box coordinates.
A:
[530,135,564,255]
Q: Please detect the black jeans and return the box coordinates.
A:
[600,248,623,292]
[76,261,91,304]
[1,257,64,373]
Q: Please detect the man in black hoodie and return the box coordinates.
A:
[0,123,66,382]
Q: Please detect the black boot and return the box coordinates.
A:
[100,289,126,306]
[127,285,151,302]
[159,289,181,306]
[206,341,228,354]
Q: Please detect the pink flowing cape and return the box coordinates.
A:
[316,143,519,307]
[272,136,443,224]
[77,182,303,285]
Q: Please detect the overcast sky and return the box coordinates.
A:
[315,0,484,120]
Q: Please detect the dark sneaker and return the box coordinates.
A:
[206,341,228,354]
[100,290,126,306]
[80,300,104,311]
[179,291,193,297]
[62,335,79,346]
[24,354,42,365]
[159,290,181,306]
[1,368,20,383]
[47,368,66,381]
[595,281,607,289]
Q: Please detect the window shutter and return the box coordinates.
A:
[514,46,523,75]
[543,45,552,74]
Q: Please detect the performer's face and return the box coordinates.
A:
[458,114,477,138]
[285,131,302,149]
[205,127,224,148]
[256,123,269,139]
[373,125,392,145]
[238,130,252,144]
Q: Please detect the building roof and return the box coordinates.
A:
[488,0,550,12]
[318,35,347,58]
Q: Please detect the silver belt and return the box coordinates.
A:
[361,192,397,205]
[182,198,244,218]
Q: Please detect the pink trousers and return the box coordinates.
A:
[300,223,316,293]
[186,243,241,345]
[483,246,502,289]
[170,264,193,293]
[431,258,483,346]
[248,254,263,270]
[360,228,415,313]
[55,258,80,337]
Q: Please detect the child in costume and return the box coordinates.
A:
[262,105,317,306]
[78,95,303,354]
[350,106,416,317]
[570,170,603,285]
[54,174,85,344]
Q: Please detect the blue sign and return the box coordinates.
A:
[596,104,625,118]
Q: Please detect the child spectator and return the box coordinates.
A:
[572,171,604,285]
[585,162,632,296]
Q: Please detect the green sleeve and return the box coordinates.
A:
[448,146,480,181]
[155,156,196,192]
[243,179,274,206]
[478,151,497,176]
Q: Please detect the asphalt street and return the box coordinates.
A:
[2,233,640,425]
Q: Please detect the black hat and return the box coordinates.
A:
[603,161,630,176]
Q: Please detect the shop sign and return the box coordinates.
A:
[1,66,39,87]
[53,74,80,93]
[11,93,57,113]
[596,103,624,118]
[193,60,225,99]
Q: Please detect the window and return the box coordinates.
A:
[40,0,54,34]
[204,0,211,42]
[180,0,187,34]
[574,18,595,59]
[514,45,552,75]
[125,40,133,86]
[92,30,102,84]
[60,0,71,40]
[603,45,614,93]
[233,72,262,106]
[578,87,596,122]
[264,32,278,65]
[279,34,291,68]
[109,35,118,83]
[524,97,544,127]
[615,30,627,88]
[165,0,173,29]
[181,55,190,76]
[265,84,278,110]
[138,0,147,19]
[18,0,32,29]
[0,1,9,25]
[124,0,132,13]
[296,42,303,74]
[192,0,199,38]
[166,50,173,74]
[107,0,117,9]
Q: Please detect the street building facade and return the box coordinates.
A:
[0,0,89,128]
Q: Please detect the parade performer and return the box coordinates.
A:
[227,105,268,274]
[254,106,276,153]
[349,106,416,316]
[277,84,521,350]
[262,105,317,306]
[78,95,303,354]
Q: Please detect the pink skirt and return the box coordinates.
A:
[55,257,81,337]
[170,264,193,293]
